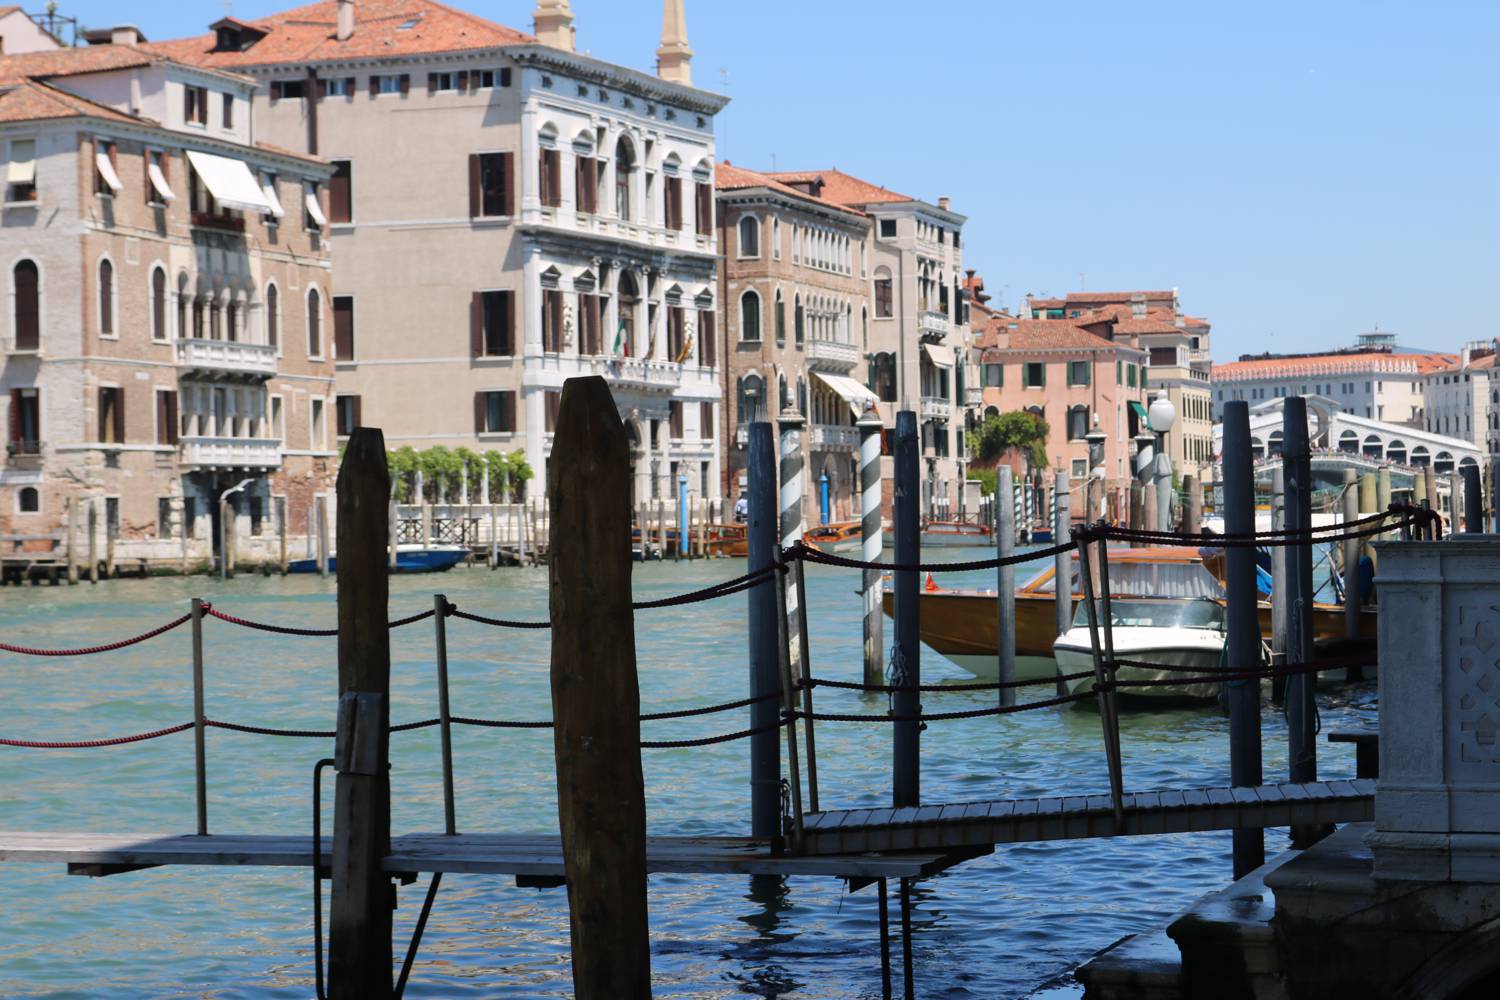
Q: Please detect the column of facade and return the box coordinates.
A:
[522,244,546,492]
[519,98,540,213]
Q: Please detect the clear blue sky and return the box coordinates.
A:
[52,1,1499,362]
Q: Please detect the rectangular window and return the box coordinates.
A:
[1067,407,1089,440]
[697,309,717,367]
[874,278,893,318]
[371,74,405,95]
[98,386,124,444]
[473,290,513,356]
[669,401,684,439]
[221,92,234,128]
[470,152,513,217]
[328,160,352,223]
[983,363,1002,388]
[540,148,561,207]
[304,181,325,230]
[10,388,40,453]
[184,86,208,125]
[665,176,683,230]
[1071,458,1088,479]
[323,77,355,98]
[5,138,37,203]
[573,155,597,213]
[1023,362,1045,388]
[476,390,516,433]
[155,389,179,445]
[311,398,326,450]
[542,289,564,353]
[428,71,460,93]
[474,69,509,88]
[544,389,561,432]
[700,401,714,439]
[335,395,362,437]
[94,139,118,196]
[270,79,306,101]
[695,182,712,236]
[270,396,284,442]
[1068,360,1090,386]
[879,218,897,239]
[333,296,354,360]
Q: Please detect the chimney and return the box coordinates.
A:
[1462,345,1473,368]
[656,0,693,85]
[337,0,354,41]
[533,0,576,52]
[111,25,144,46]
[937,196,950,210]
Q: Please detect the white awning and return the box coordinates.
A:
[260,175,283,218]
[94,151,122,193]
[303,186,327,227]
[6,140,35,184]
[147,160,174,203]
[812,371,880,419]
[921,343,953,367]
[185,149,272,213]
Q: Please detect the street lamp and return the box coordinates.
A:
[1147,395,1177,531]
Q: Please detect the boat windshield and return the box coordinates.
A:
[1072,598,1226,631]
[1025,553,1223,598]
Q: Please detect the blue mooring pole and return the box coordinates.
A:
[677,474,689,561]
[1221,401,1265,878]
[746,421,781,842]
[893,410,921,808]
[819,473,830,526]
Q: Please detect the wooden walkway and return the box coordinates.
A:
[799,779,1375,855]
[0,832,987,882]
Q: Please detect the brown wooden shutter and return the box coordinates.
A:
[701,401,714,439]
[317,78,328,99]
[471,291,484,356]
[501,152,514,215]
[474,392,486,433]
[503,391,516,431]
[369,75,379,97]
[9,389,21,445]
[333,296,354,359]
[696,183,711,236]
[670,401,683,439]
[545,390,559,432]
[399,74,411,95]
[468,154,480,217]
[270,81,282,102]
[587,294,602,354]
[427,72,438,95]
[166,391,179,445]
[351,395,362,431]
[457,71,469,91]
[699,310,716,367]
[501,290,514,355]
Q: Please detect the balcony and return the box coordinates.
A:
[918,310,949,342]
[966,386,984,407]
[809,424,859,452]
[806,337,860,372]
[176,339,277,380]
[600,357,683,394]
[5,440,43,469]
[180,436,281,469]
[920,396,952,422]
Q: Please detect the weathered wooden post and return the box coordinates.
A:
[279,497,289,575]
[432,592,457,836]
[747,418,781,840]
[1422,466,1437,527]
[1283,396,1326,847]
[549,377,651,998]
[87,498,99,584]
[858,403,884,688]
[1342,468,1361,642]
[180,497,191,577]
[105,501,116,578]
[676,474,689,562]
[1184,473,1201,534]
[316,494,331,578]
[1052,468,1072,696]
[1462,463,1483,533]
[1221,401,1265,878]
[219,495,234,580]
[996,464,1017,708]
[388,495,399,572]
[329,427,393,999]
[778,407,806,678]
[892,410,921,808]
[65,495,78,584]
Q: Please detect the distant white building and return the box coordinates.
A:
[1419,340,1498,458]
[1211,345,1455,428]
[0,6,62,54]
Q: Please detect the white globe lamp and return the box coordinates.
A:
[1148,395,1177,434]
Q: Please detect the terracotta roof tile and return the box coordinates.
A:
[763,168,911,208]
[978,317,1128,356]
[0,79,140,125]
[1112,317,1185,336]
[1064,290,1176,305]
[1212,351,1458,382]
[146,0,532,68]
[0,44,161,85]
[715,161,866,218]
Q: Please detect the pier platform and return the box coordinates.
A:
[0,831,988,882]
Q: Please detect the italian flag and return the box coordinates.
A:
[612,318,629,357]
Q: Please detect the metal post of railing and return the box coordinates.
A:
[1052,467,1072,696]
[794,556,819,813]
[433,593,456,836]
[1094,528,1125,813]
[773,551,805,850]
[1222,400,1265,878]
[996,465,1017,708]
[191,596,208,836]
[1073,527,1124,827]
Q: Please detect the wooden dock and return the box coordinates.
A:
[798,779,1375,855]
[0,831,988,882]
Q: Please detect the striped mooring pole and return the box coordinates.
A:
[778,407,806,680]
[858,403,885,688]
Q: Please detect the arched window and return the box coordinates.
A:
[794,294,805,347]
[17,487,38,514]
[778,372,790,411]
[1434,451,1455,475]
[861,306,868,349]
[266,283,279,350]
[1410,445,1430,467]
[738,373,764,423]
[1338,430,1359,453]
[177,272,190,340]
[307,288,322,357]
[1249,437,1265,460]
[873,265,893,318]
[1362,435,1383,459]
[226,298,239,342]
[984,405,1000,419]
[870,351,897,403]
[773,289,785,345]
[98,258,114,335]
[739,289,761,342]
[738,215,760,259]
[614,137,634,221]
[1067,405,1090,441]
[12,260,39,351]
[151,267,167,341]
[1385,439,1407,464]
[1267,430,1284,457]
[618,270,639,356]
[796,375,807,416]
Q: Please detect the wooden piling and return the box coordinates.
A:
[65,495,78,584]
[1184,473,1201,535]
[996,465,1017,708]
[547,377,651,999]
[1052,468,1071,696]
[388,498,399,572]
[858,404,885,689]
[279,497,289,575]
[328,427,394,999]
[892,410,920,809]
[1341,469,1364,683]
[87,500,98,584]
[1269,466,1288,708]
[105,500,116,578]
[1463,463,1483,533]
[317,494,331,578]
[180,497,191,577]
[746,421,781,840]
[219,497,234,579]
[1282,396,1326,847]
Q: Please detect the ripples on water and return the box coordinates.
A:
[0,549,1375,998]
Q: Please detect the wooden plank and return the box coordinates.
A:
[1061,796,1091,839]
[1012,799,1042,842]
[937,804,971,848]
[1081,795,1115,837]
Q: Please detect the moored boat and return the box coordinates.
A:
[1053,598,1228,702]
[920,520,994,547]
[803,521,862,553]
[287,543,468,574]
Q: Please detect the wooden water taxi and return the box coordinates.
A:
[803,521,862,553]
[920,520,994,547]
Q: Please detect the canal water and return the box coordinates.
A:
[0,548,1374,999]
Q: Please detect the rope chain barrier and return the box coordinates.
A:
[0,613,191,657]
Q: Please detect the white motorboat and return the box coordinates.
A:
[1053,598,1228,702]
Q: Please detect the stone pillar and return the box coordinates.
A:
[1370,537,1500,881]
